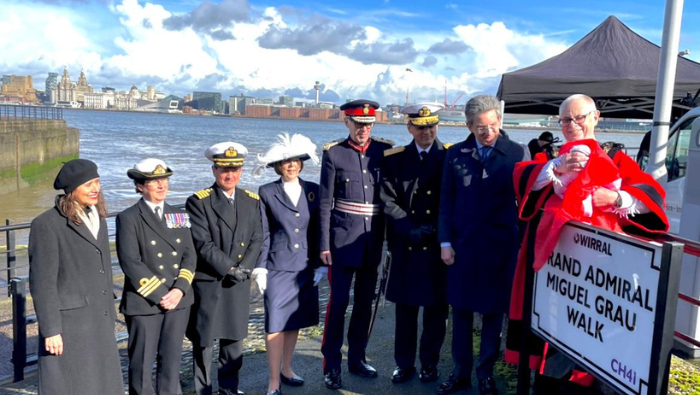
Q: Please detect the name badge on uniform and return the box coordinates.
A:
[164,213,191,229]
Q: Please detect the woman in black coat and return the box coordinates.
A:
[253,134,324,395]
[28,159,124,395]
[116,158,196,395]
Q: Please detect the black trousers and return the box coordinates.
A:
[193,339,243,395]
[125,307,190,395]
[394,302,449,369]
[321,263,378,373]
[451,309,503,381]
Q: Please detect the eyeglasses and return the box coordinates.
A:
[473,124,499,133]
[558,111,594,126]
[145,178,169,186]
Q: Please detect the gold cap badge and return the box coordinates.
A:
[362,104,370,115]
[153,165,166,175]
[225,147,238,158]
[418,107,431,117]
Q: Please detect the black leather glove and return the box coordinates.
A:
[407,225,435,244]
[227,266,251,282]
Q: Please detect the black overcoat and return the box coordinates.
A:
[437,131,530,313]
[116,198,196,316]
[28,197,124,395]
[186,184,263,345]
[381,140,448,306]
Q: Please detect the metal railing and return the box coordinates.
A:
[0,104,63,121]
[1,203,185,382]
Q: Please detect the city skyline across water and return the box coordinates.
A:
[0,109,645,225]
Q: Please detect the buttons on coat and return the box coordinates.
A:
[238,254,243,259]
[295,213,300,217]
[240,242,245,247]
[362,170,367,174]
[294,229,299,233]
[426,210,431,214]
[427,190,432,195]
[172,251,177,256]
[151,240,156,246]
[294,243,299,249]
[158,253,163,258]
[173,264,179,269]
[99,269,105,274]
[176,238,181,244]
[159,265,164,270]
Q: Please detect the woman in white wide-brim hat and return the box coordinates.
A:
[253,133,326,395]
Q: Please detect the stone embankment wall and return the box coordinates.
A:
[0,120,79,195]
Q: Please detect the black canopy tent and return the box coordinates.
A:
[497,16,700,119]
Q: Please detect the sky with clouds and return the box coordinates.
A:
[2,0,699,106]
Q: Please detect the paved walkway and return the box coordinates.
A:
[0,280,516,395]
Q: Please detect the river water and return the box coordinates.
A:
[0,109,645,226]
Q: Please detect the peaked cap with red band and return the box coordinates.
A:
[340,99,380,124]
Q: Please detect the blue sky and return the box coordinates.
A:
[2,0,699,105]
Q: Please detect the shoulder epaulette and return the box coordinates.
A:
[384,146,405,157]
[244,190,259,200]
[444,143,454,149]
[371,136,395,147]
[323,138,346,151]
[194,188,212,200]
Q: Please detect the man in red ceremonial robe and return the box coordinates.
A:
[505,94,669,394]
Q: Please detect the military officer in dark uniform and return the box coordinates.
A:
[116,158,196,395]
[380,103,450,385]
[186,142,264,395]
[319,99,394,390]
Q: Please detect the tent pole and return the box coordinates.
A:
[647,0,685,185]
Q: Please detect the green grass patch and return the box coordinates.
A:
[18,154,78,185]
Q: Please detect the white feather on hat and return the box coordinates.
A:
[253,133,320,177]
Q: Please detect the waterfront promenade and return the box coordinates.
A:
[0,280,517,395]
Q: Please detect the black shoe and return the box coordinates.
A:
[267,390,282,395]
[280,372,304,386]
[478,377,498,395]
[419,365,439,383]
[435,373,471,394]
[348,360,378,378]
[324,370,342,390]
[218,390,245,395]
[391,366,416,383]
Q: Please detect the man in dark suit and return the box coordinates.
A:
[186,142,264,395]
[116,158,196,395]
[380,103,450,385]
[319,100,394,390]
[437,95,530,395]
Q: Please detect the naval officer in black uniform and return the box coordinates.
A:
[116,158,196,395]
[380,103,450,385]
[319,99,394,390]
[186,142,264,395]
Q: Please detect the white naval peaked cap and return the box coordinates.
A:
[253,133,320,177]
[127,158,173,180]
[401,102,444,126]
[205,141,248,167]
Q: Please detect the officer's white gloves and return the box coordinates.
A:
[252,268,268,295]
[314,267,328,286]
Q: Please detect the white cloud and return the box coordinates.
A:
[0,0,569,106]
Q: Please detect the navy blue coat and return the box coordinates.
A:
[319,137,392,268]
[437,131,530,313]
[257,178,320,271]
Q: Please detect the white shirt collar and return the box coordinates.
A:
[415,142,433,154]
[220,188,235,200]
[142,198,165,215]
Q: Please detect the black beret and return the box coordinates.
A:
[53,159,99,193]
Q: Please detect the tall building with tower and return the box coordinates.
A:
[45,73,58,104]
[313,81,321,106]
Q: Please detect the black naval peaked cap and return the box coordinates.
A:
[53,159,100,193]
